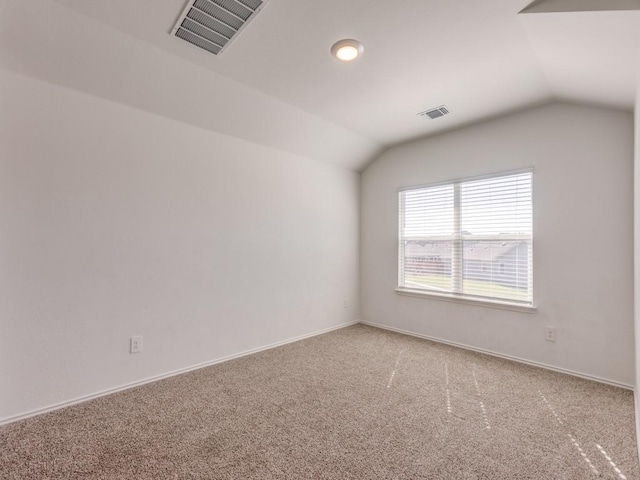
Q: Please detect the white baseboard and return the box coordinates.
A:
[359,320,633,391]
[0,321,359,426]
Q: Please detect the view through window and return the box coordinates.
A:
[398,170,533,304]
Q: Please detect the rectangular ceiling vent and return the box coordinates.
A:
[417,106,450,120]
[171,0,268,56]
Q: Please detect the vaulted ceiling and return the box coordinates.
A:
[2,0,640,170]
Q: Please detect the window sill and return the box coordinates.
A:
[395,288,537,313]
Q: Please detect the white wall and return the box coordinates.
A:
[0,69,360,422]
[634,69,640,451]
[361,103,634,386]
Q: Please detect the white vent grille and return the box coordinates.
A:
[172,0,268,56]
[418,106,450,119]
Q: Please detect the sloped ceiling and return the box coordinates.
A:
[519,3,640,111]
[2,0,640,170]
[520,0,640,13]
[0,0,383,171]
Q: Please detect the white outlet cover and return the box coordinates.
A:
[130,336,143,354]
[545,327,556,342]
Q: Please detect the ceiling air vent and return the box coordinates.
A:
[172,0,268,56]
[417,106,450,120]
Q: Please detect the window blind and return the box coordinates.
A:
[399,170,532,305]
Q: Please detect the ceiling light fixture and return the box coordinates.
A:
[331,39,364,62]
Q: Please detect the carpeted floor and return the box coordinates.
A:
[1,324,638,479]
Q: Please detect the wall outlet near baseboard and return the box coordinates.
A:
[130,336,143,354]
[544,327,556,342]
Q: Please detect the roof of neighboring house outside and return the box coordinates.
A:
[405,241,525,262]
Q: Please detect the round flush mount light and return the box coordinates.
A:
[331,39,364,62]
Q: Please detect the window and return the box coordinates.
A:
[398,170,533,305]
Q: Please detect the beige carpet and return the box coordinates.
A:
[1,324,638,479]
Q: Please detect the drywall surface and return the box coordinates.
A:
[0,0,382,171]
[0,69,360,422]
[634,72,640,449]
[361,103,634,385]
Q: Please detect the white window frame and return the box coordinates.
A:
[396,168,535,312]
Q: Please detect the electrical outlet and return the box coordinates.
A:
[130,336,143,354]
[344,298,349,309]
[544,327,556,343]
